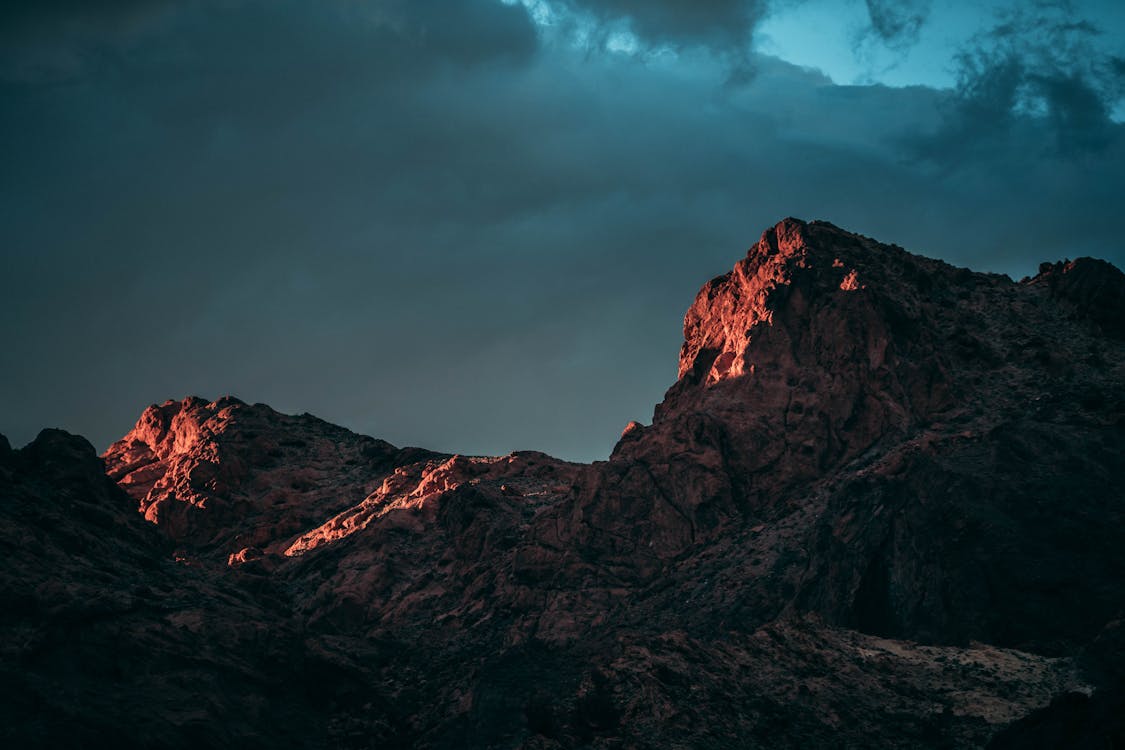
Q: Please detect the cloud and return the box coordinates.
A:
[559,0,768,48]
[0,0,537,82]
[918,2,1125,157]
[0,0,171,34]
[863,0,930,49]
[0,0,177,81]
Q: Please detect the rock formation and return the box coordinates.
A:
[3,218,1123,748]
[102,395,440,558]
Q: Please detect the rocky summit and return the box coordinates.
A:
[2,218,1123,748]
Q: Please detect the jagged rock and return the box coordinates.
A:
[103,395,441,559]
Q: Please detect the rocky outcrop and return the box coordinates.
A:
[102,395,439,559]
[3,218,1123,748]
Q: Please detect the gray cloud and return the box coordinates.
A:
[550,0,932,58]
[559,0,769,48]
[916,2,1125,157]
[863,0,930,48]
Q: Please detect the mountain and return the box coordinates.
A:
[2,218,1123,748]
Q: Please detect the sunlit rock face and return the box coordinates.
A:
[102,395,440,558]
[4,218,1124,748]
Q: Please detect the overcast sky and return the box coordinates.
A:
[2,0,1123,461]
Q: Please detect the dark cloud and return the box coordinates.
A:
[0,0,175,81]
[918,2,1125,157]
[555,0,932,57]
[863,0,930,48]
[1,0,1123,462]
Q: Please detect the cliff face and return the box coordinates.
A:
[4,218,1124,748]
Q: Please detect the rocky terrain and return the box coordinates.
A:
[2,218,1123,748]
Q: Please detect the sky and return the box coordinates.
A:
[2,0,1123,462]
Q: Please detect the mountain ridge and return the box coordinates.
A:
[3,216,1123,748]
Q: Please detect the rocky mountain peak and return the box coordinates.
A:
[659,217,1123,463]
[102,395,427,556]
[605,216,1125,649]
[117,395,245,461]
[678,218,956,389]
